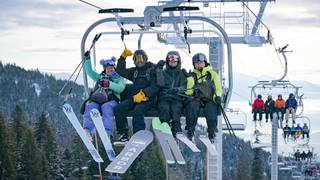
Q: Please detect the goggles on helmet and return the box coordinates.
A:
[100,59,115,67]
[168,54,179,61]
[195,54,206,61]
[134,55,145,62]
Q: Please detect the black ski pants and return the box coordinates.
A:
[115,98,154,134]
[185,100,218,137]
[157,99,183,135]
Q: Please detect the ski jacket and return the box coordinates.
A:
[116,56,159,98]
[185,65,222,102]
[84,57,125,100]
[302,125,309,133]
[158,59,187,101]
[252,98,264,110]
[264,99,275,112]
[285,98,298,109]
[274,99,285,109]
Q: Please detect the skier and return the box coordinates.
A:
[294,149,301,161]
[264,95,274,123]
[283,124,291,141]
[285,93,298,124]
[113,49,159,145]
[274,94,285,121]
[185,53,222,142]
[302,123,310,139]
[156,51,187,137]
[82,51,125,141]
[252,94,264,122]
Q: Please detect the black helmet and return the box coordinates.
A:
[166,51,181,62]
[257,94,262,99]
[133,49,148,61]
[192,53,207,64]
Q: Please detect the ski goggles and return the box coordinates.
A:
[168,54,179,61]
[100,58,115,67]
[134,55,145,62]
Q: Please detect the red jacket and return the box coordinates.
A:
[252,99,264,110]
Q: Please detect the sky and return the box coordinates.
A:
[0,0,320,85]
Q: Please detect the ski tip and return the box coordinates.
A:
[161,123,172,135]
[177,160,186,165]
[152,117,161,130]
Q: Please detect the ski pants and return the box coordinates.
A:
[275,108,285,120]
[265,109,274,121]
[115,98,154,134]
[253,109,263,121]
[83,100,117,135]
[285,107,296,122]
[185,100,218,138]
[157,99,183,135]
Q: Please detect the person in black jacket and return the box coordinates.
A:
[264,95,275,123]
[157,51,187,137]
[113,49,159,145]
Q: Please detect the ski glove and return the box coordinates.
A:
[121,49,133,59]
[133,90,148,103]
[84,51,90,59]
[156,60,166,69]
[100,79,109,88]
[214,96,222,105]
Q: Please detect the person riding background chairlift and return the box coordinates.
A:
[113,48,159,145]
[252,94,264,122]
[264,95,274,123]
[274,94,286,122]
[82,51,126,141]
[285,93,298,124]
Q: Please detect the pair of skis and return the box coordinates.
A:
[63,103,153,174]
[152,117,200,165]
[62,103,115,162]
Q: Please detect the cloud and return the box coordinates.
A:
[264,0,320,27]
[0,0,85,31]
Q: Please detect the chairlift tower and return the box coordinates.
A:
[79,0,275,179]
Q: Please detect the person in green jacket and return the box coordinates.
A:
[82,50,125,141]
[185,53,222,142]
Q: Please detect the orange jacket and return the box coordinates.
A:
[274,99,285,108]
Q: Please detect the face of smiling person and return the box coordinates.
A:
[134,55,146,68]
[104,66,115,75]
[167,55,179,68]
[194,60,205,71]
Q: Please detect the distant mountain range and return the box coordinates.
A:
[51,72,320,101]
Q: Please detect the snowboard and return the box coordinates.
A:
[105,130,153,174]
[62,103,103,162]
[90,109,115,161]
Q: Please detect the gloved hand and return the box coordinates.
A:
[133,90,147,103]
[121,49,133,58]
[214,96,221,105]
[84,51,90,59]
[100,79,109,88]
[156,60,166,69]
[251,109,254,114]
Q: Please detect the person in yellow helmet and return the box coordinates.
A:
[184,53,222,143]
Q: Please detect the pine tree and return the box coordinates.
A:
[61,148,72,179]
[0,112,15,179]
[9,105,27,178]
[235,150,251,180]
[70,134,90,179]
[19,128,47,180]
[34,112,62,179]
[251,148,264,180]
